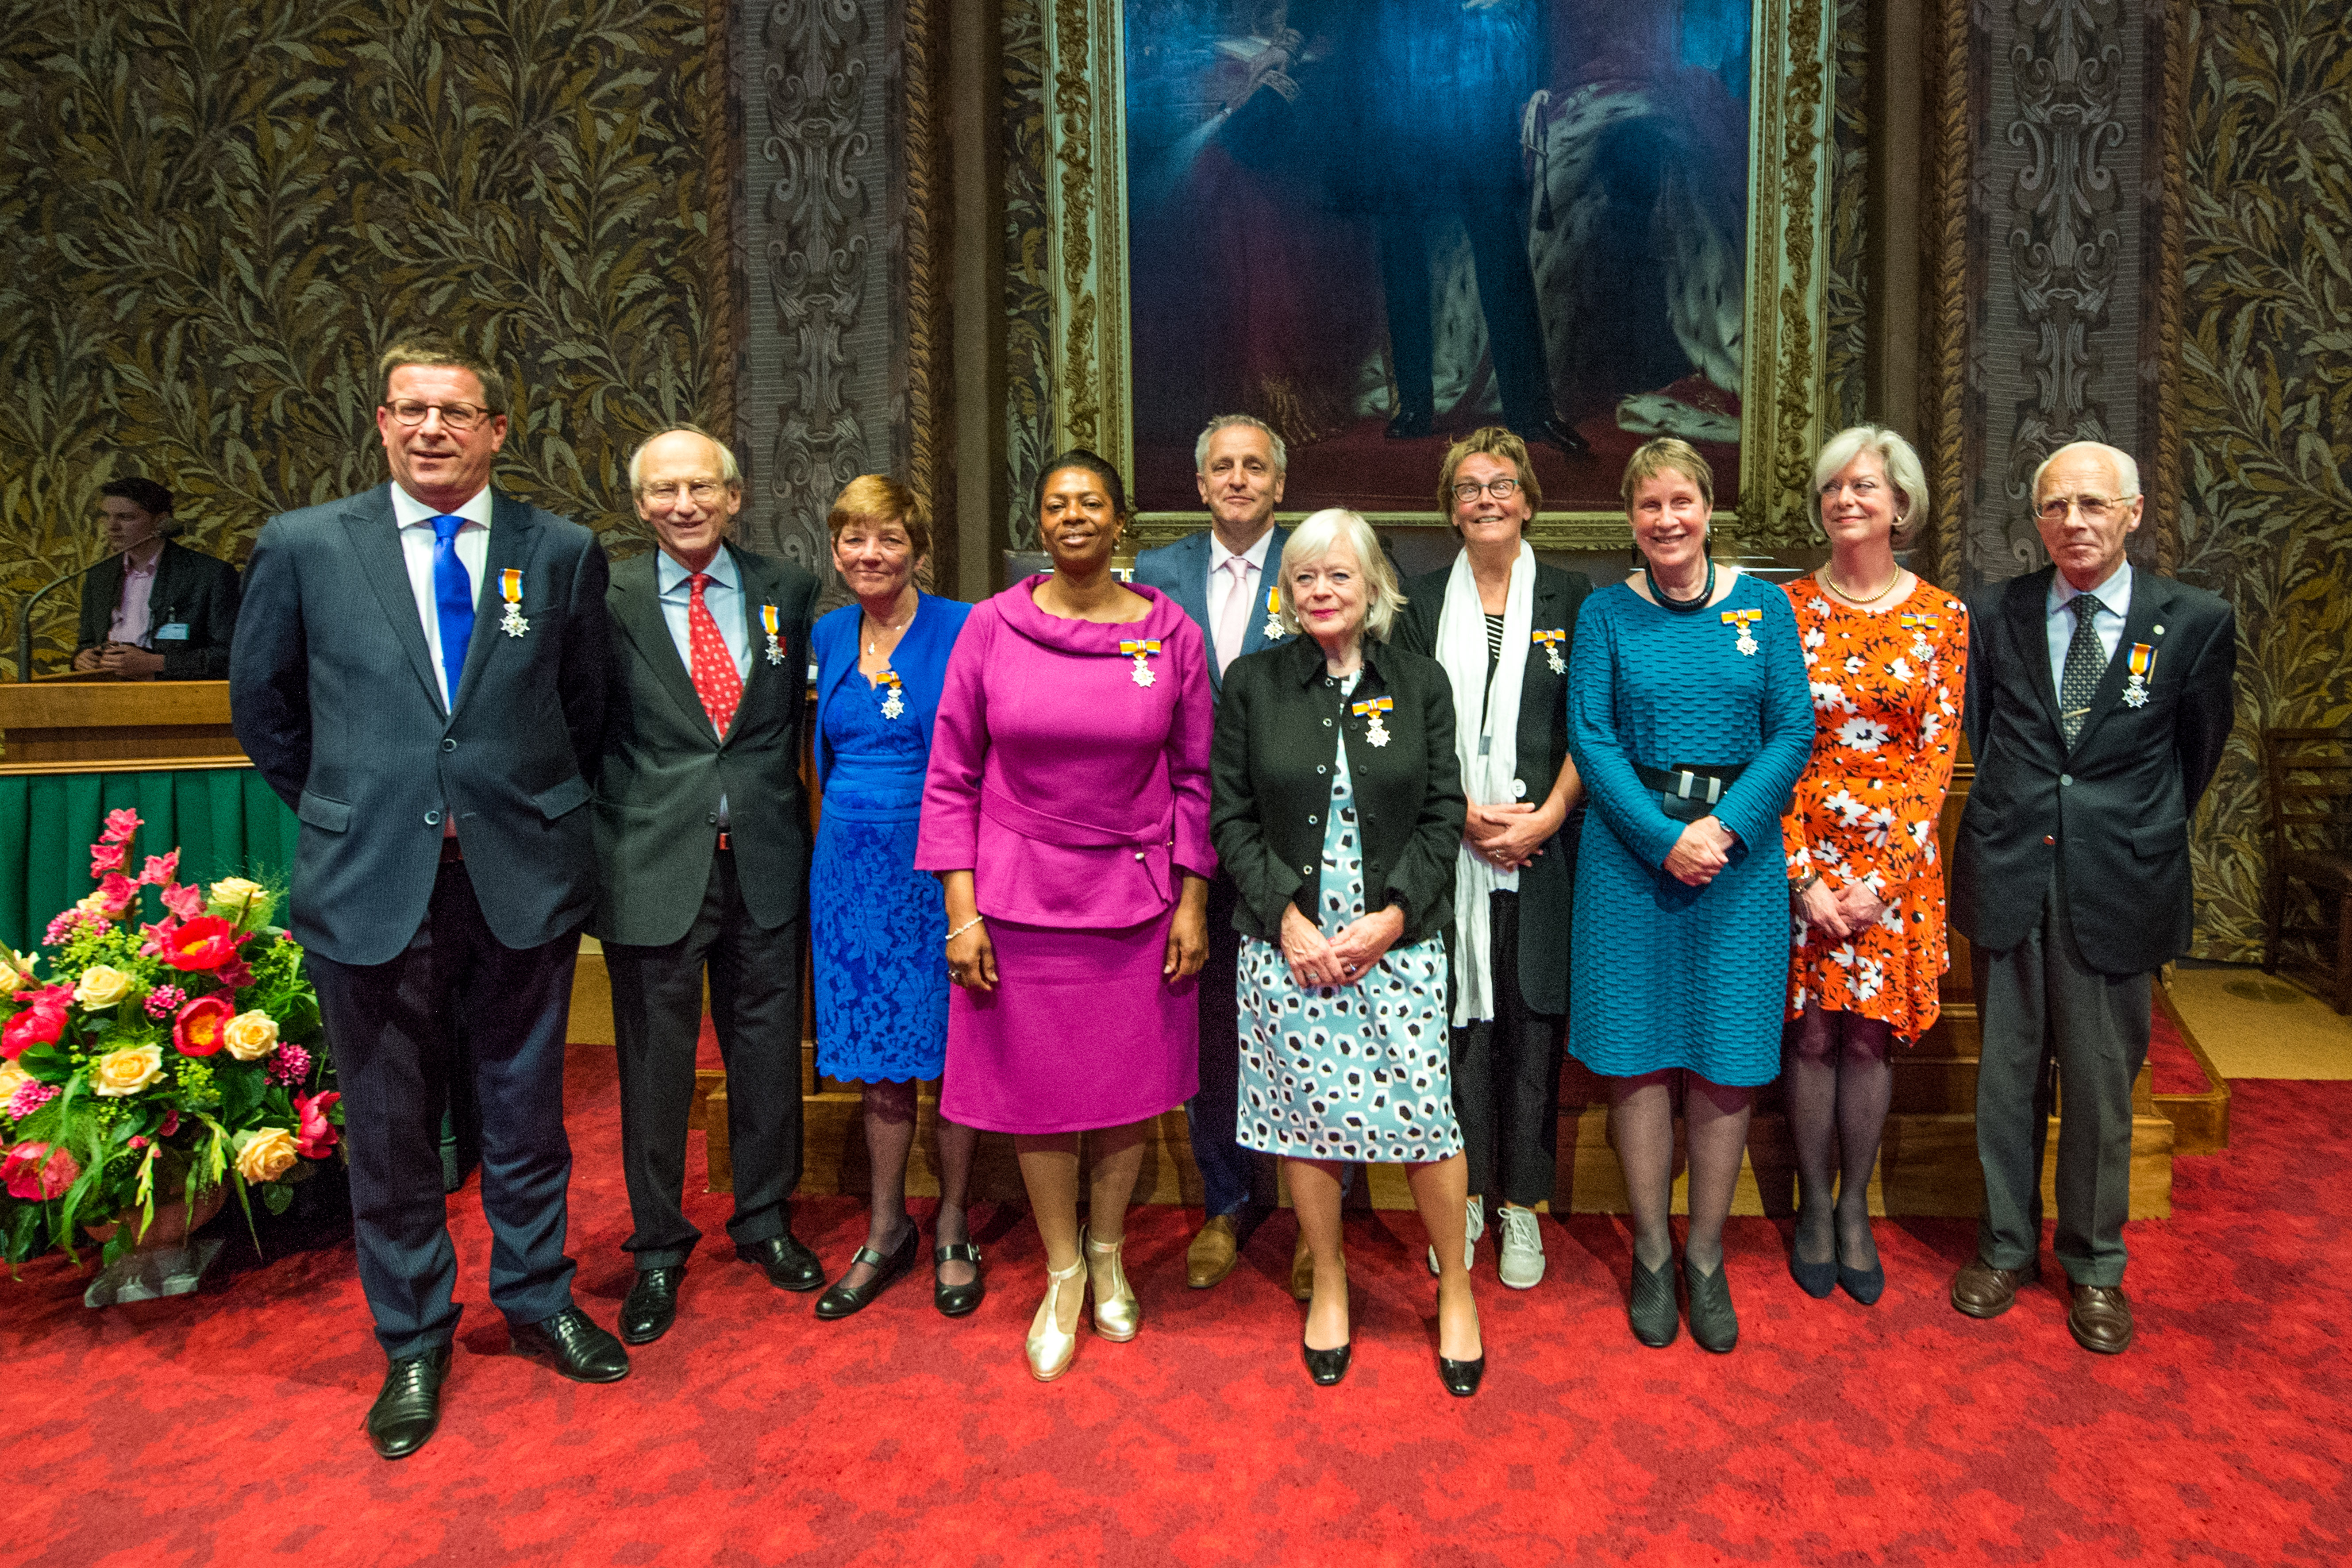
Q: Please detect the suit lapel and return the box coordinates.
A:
[614,551,720,743]
[731,544,782,731]
[1237,525,1290,662]
[2070,570,2170,755]
[2005,569,2062,738]
[341,487,446,715]
[451,492,538,716]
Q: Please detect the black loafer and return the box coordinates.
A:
[1302,1338,1352,1387]
[620,1266,685,1345]
[1439,1353,1485,1397]
[933,1241,985,1318]
[365,1344,451,1460]
[1685,1260,1740,1354]
[815,1225,920,1320]
[1630,1254,1679,1348]
[738,1233,826,1292]
[511,1307,631,1383]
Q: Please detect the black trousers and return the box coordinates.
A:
[1448,891,1564,1209]
[1187,871,1273,1217]
[1973,863,2152,1287]
[603,846,804,1269]
[308,861,581,1361]
[1377,194,1554,433]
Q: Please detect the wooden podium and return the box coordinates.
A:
[0,677,246,773]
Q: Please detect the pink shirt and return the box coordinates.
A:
[109,552,159,645]
[917,577,1215,928]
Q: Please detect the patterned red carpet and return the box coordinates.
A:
[5,1048,2346,1567]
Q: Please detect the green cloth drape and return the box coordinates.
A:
[0,767,299,952]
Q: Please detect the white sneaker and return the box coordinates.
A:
[1496,1204,1545,1289]
[1428,1197,1486,1275]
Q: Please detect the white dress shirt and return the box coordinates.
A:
[1207,527,1276,667]
[2045,558,2133,697]
[389,481,493,712]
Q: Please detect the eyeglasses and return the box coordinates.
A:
[1451,477,1521,503]
[384,399,496,430]
[642,480,728,506]
[2036,493,2130,523]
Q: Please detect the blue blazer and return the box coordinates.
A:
[1131,526,1291,699]
[811,590,974,790]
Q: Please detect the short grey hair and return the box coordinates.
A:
[627,424,743,494]
[1193,413,1288,476]
[1276,508,1405,641]
[2029,439,2140,502]
[1812,425,1932,540]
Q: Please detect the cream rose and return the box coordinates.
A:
[0,1060,31,1104]
[74,964,139,1011]
[207,878,274,924]
[235,1127,299,1184]
[74,891,119,920]
[90,1043,165,1098]
[0,955,26,996]
[220,1010,281,1062]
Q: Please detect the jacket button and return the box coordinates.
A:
[423,810,442,827]
[1323,718,1333,728]
[2059,773,2072,786]
[2043,834,2055,846]
[1308,814,1318,825]
[1317,765,1328,774]
[1302,864,1314,876]
[707,813,719,826]
[1133,850,1145,860]
[441,738,458,752]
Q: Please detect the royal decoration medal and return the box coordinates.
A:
[1900,612,1939,664]
[879,670,905,720]
[498,569,528,637]
[1121,639,1161,688]
[1352,695,1394,747]
[761,604,786,666]
[1263,582,1284,642]
[2121,642,2157,708]
[1722,607,1763,656]
[1533,628,1567,674]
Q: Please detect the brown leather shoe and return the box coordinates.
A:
[1949,1255,2038,1318]
[1289,1229,1315,1302]
[1186,1214,1240,1289]
[2067,1283,2134,1354]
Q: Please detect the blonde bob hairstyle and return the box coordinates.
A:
[1275,508,1405,642]
[1620,437,1715,512]
[1811,425,1932,543]
[827,474,932,560]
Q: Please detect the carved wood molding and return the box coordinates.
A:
[1919,0,1973,590]
[901,0,947,586]
[2144,0,2188,574]
[1041,0,1128,473]
[704,0,739,455]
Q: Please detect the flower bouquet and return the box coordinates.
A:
[0,809,339,1280]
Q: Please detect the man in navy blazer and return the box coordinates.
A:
[232,339,624,1460]
[1132,414,1293,1290]
[1947,440,2236,1354]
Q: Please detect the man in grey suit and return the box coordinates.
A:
[1132,414,1293,1290]
[1948,440,2237,1354]
[232,339,625,1460]
[591,427,824,1347]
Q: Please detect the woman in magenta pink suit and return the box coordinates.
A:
[916,448,1214,1382]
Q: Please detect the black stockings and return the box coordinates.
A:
[841,1079,978,1289]
[1609,1071,1754,1277]
[1784,1005,1893,1271]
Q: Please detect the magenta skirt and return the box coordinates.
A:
[939,910,1200,1135]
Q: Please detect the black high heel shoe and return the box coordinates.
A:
[1302,1338,1352,1387]
[1439,1352,1485,1397]
[1789,1209,1837,1299]
[814,1223,920,1320]
[1836,1225,1886,1306]
[933,1241,985,1318]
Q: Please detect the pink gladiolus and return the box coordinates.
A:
[101,809,142,844]
[159,882,204,921]
[91,874,139,918]
[293,1090,342,1159]
[0,1142,80,1200]
[138,851,181,888]
[89,841,127,877]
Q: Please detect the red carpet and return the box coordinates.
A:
[5,1048,2345,1567]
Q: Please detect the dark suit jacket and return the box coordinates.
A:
[231,485,612,967]
[77,540,243,679]
[589,543,820,948]
[1211,633,1466,948]
[1132,525,1293,699]
[1395,558,1593,1014]
[1951,565,2237,975]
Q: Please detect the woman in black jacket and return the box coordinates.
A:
[1210,507,1478,1395]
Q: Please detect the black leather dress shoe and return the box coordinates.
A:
[1950,1255,2038,1318]
[815,1224,920,1320]
[366,1344,451,1460]
[621,1266,685,1345]
[1302,1338,1352,1387]
[933,1241,985,1318]
[1439,1352,1485,1397]
[2068,1283,2134,1354]
[1534,414,1593,457]
[738,1233,826,1292]
[1386,406,1433,440]
[511,1308,631,1383]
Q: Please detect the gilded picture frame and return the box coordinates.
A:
[1042,0,1837,551]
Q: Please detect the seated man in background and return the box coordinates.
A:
[72,477,241,679]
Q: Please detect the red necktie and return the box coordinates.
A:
[686,573,742,739]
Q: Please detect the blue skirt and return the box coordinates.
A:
[811,785,949,1083]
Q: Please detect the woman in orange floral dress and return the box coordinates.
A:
[1781,426,1968,1306]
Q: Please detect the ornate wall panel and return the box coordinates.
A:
[1824,0,1873,436]
[1001,0,1053,554]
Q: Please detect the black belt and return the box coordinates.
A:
[1635,762,1745,824]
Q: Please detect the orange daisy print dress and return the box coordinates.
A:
[1780,576,1969,1041]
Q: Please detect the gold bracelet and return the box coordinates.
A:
[945,915,984,943]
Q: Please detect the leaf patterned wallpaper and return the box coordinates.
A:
[0,0,720,679]
[2176,0,2352,960]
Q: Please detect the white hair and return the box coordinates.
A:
[1276,509,1404,641]
[627,425,743,494]
[1812,424,1931,539]
[2030,440,2140,502]
[1193,413,1288,476]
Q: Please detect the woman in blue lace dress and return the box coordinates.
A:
[808,477,979,1319]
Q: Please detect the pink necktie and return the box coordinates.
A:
[1216,556,1252,678]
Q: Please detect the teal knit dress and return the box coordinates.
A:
[1564,574,1814,1085]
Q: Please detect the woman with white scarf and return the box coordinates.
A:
[1398,428,1592,1290]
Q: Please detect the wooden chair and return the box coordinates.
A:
[2261,727,2352,1014]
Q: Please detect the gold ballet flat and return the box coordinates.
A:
[1027,1253,1087,1382]
[1083,1225,1139,1343]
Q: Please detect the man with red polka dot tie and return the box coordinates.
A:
[589,425,823,1350]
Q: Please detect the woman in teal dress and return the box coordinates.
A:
[1566,439,1813,1353]
[808,476,979,1320]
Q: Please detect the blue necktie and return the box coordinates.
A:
[429,514,474,710]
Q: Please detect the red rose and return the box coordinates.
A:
[293,1090,342,1159]
[0,1141,80,1200]
[173,994,235,1056]
[160,917,241,973]
[1,987,71,1060]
